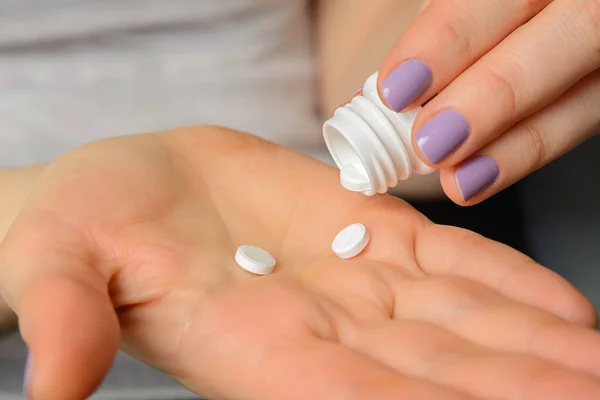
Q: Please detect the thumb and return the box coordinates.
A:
[0,222,119,399]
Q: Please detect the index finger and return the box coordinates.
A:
[377,0,552,113]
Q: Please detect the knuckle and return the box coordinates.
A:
[484,65,520,117]
[437,17,475,59]
[520,119,547,170]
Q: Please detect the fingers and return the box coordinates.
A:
[180,278,476,400]
[0,217,118,399]
[409,0,600,167]
[441,69,600,203]
[392,276,600,379]
[414,223,597,327]
[353,320,600,400]
[205,338,477,400]
[377,0,552,112]
[254,340,479,400]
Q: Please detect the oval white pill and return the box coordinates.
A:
[235,245,276,275]
[340,163,370,192]
[332,223,370,259]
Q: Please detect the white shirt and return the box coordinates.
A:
[0,0,328,167]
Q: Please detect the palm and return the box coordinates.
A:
[2,127,599,400]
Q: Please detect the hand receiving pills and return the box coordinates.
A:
[1,127,599,400]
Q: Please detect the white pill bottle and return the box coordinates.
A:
[323,71,436,196]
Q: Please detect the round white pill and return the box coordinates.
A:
[332,223,370,259]
[340,163,370,192]
[235,245,276,275]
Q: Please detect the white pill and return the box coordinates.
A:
[340,163,370,192]
[235,245,276,275]
[332,223,370,259]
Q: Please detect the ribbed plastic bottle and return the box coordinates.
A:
[323,71,436,196]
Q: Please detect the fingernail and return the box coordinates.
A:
[380,59,432,111]
[415,109,469,164]
[23,352,32,394]
[456,156,499,201]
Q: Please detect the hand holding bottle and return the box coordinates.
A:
[377,0,599,203]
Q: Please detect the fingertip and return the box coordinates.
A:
[570,294,598,329]
[440,162,502,206]
[20,277,119,400]
[410,132,438,172]
[439,167,473,206]
[23,352,32,397]
[495,254,599,328]
[377,59,433,113]
[532,270,597,328]
[549,277,598,328]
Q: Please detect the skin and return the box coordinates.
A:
[0,166,42,332]
[0,0,428,330]
[0,0,437,329]
[1,127,600,399]
[379,0,600,204]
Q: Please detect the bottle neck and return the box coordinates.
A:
[323,71,435,196]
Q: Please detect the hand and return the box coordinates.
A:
[378,0,600,204]
[0,127,598,400]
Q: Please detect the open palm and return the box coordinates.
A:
[1,127,599,400]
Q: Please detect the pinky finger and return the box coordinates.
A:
[440,69,600,205]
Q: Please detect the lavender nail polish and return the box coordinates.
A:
[23,353,31,394]
[380,59,432,112]
[415,109,469,164]
[456,156,499,201]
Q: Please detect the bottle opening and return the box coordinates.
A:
[340,164,370,192]
[323,121,372,193]
[323,122,363,169]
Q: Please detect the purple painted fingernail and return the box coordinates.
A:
[380,59,432,111]
[23,352,32,394]
[456,156,499,201]
[415,109,469,164]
